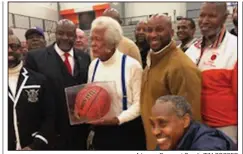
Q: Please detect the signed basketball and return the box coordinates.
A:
[74,85,111,121]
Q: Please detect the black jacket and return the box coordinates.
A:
[24,43,91,150]
[155,121,237,150]
[8,67,55,150]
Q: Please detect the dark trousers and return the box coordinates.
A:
[92,116,146,150]
[51,124,90,150]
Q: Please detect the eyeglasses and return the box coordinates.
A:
[8,44,21,50]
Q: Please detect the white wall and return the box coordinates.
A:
[124,2,186,21]
[8,2,58,21]
[60,2,106,12]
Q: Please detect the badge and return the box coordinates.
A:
[25,89,39,103]
[211,54,217,61]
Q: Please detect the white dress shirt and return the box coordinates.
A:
[88,50,143,125]
[54,43,74,75]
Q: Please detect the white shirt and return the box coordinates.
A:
[88,50,143,125]
[9,61,23,97]
[54,43,74,74]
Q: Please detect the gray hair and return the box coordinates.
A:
[155,95,192,119]
[90,16,123,49]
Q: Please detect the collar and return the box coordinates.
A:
[99,49,120,66]
[54,43,74,57]
[8,61,23,75]
[176,121,196,150]
[178,38,197,49]
[147,41,176,68]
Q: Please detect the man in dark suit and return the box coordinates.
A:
[24,19,91,150]
[8,35,55,150]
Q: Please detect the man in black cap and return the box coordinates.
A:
[25,27,46,51]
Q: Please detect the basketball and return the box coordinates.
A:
[74,85,111,121]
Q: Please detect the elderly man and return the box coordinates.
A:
[25,27,46,51]
[140,14,202,150]
[177,18,197,52]
[135,21,150,69]
[88,16,146,150]
[230,6,237,36]
[91,8,142,65]
[25,19,91,150]
[75,28,89,53]
[151,95,237,150]
[8,35,55,150]
[186,2,237,143]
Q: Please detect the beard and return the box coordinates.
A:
[8,52,21,68]
[233,19,238,27]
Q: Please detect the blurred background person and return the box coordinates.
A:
[177,18,196,52]
[75,28,90,53]
[135,21,150,69]
[25,27,46,51]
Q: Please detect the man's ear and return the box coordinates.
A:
[182,113,191,129]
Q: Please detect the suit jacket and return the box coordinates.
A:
[24,43,91,150]
[8,67,55,150]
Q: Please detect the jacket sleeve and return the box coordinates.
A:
[168,65,202,121]
[232,61,237,98]
[29,77,55,150]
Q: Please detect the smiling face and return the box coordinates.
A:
[135,22,148,43]
[56,20,76,52]
[8,35,22,68]
[177,19,195,42]
[198,3,227,38]
[147,16,173,52]
[150,102,190,150]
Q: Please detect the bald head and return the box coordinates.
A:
[57,19,76,29]
[202,2,228,16]
[148,14,172,30]
[76,28,85,35]
[102,8,122,24]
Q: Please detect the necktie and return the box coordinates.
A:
[64,53,72,75]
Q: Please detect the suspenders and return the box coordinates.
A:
[91,54,127,110]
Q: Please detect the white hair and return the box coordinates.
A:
[90,16,123,49]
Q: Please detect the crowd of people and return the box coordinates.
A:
[8,2,238,151]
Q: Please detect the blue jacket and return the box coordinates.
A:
[156,121,237,150]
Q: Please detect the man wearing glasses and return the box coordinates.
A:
[8,35,55,150]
